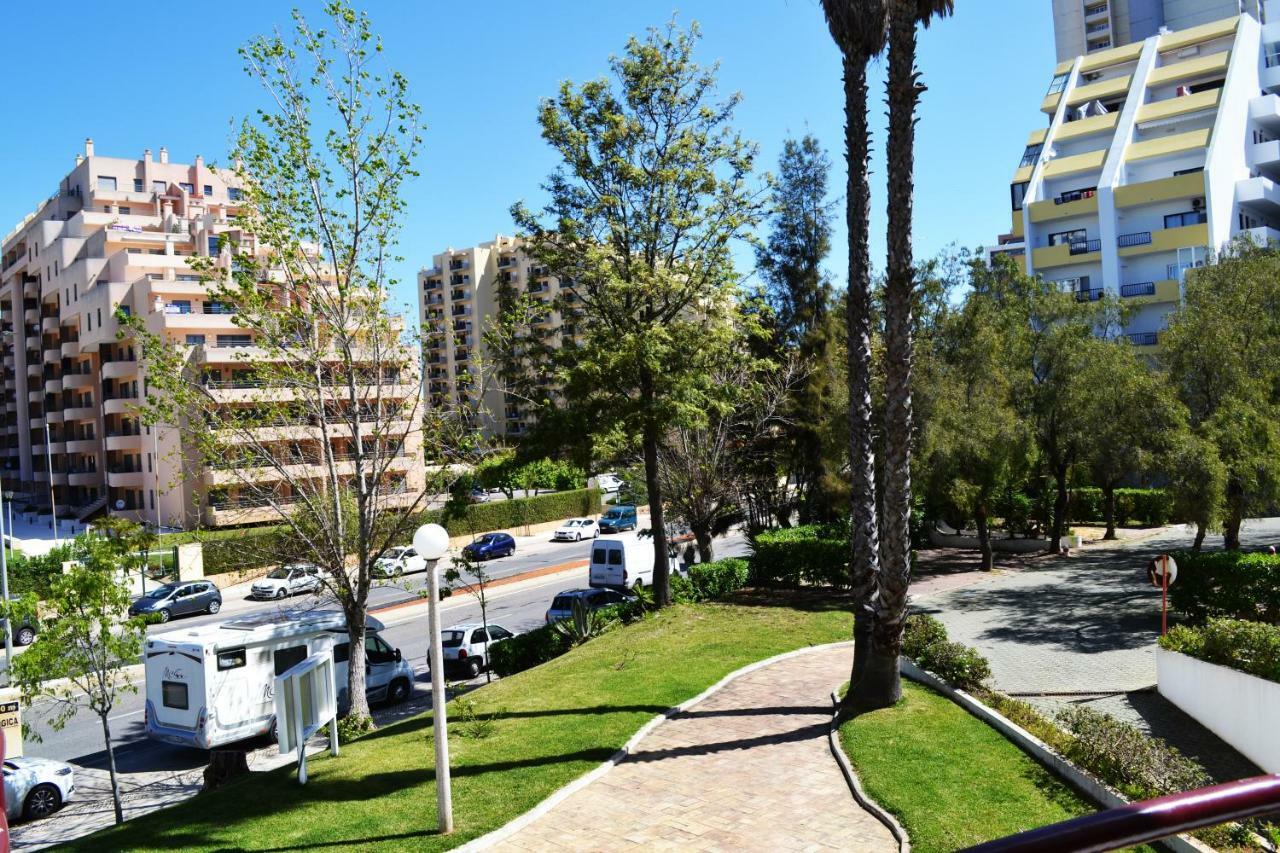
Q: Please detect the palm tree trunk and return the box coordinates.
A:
[838,51,883,709]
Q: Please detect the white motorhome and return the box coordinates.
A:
[588,536,682,591]
[144,610,414,749]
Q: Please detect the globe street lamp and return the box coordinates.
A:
[412,522,453,833]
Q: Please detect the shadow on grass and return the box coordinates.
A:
[724,587,855,611]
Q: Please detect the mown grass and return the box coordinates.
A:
[69,590,852,852]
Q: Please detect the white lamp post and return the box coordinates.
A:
[412,522,453,834]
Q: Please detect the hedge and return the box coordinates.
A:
[900,613,991,690]
[1160,618,1280,684]
[489,623,570,677]
[750,525,849,588]
[1168,550,1280,624]
[1067,488,1172,527]
[672,558,751,603]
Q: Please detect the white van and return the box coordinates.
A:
[588,536,682,591]
[143,610,414,749]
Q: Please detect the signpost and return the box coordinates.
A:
[274,638,338,785]
[1148,554,1178,635]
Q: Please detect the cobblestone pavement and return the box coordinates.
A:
[914,520,1279,783]
[490,644,895,852]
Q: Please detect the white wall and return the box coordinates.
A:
[1157,647,1280,772]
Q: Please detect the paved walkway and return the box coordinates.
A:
[491,644,895,852]
[915,521,1273,783]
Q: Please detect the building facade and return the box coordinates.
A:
[0,140,423,530]
[997,6,1280,351]
[418,236,581,439]
[1052,0,1263,61]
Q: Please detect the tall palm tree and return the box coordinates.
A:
[818,0,888,709]
[864,0,956,709]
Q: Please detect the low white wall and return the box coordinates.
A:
[1156,647,1280,773]
[927,527,1051,553]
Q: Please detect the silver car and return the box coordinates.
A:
[251,563,323,600]
[4,756,74,821]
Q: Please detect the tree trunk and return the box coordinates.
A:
[975,501,994,571]
[1223,482,1244,550]
[1192,521,1206,552]
[838,52,883,710]
[868,0,921,712]
[345,606,370,723]
[100,712,124,825]
[695,531,713,564]
[1051,464,1069,553]
[641,420,671,606]
[1103,484,1117,540]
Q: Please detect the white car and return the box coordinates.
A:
[440,623,516,678]
[373,546,427,578]
[595,473,624,492]
[554,518,599,542]
[4,756,73,822]
[251,563,323,600]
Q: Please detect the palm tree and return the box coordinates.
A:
[863,0,955,710]
[818,0,888,709]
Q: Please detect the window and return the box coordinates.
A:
[208,236,219,255]
[217,648,246,671]
[1164,210,1206,229]
[274,645,308,677]
[332,641,350,663]
[203,185,213,196]
[97,176,117,192]
[118,206,130,215]
[1011,181,1029,211]
[186,334,206,346]
[1046,72,1070,96]
[228,187,242,201]
[1048,228,1088,247]
[217,335,253,348]
[592,547,607,563]
[179,182,194,194]
[471,628,489,643]
[1019,144,1043,168]
[364,635,396,664]
[608,549,622,566]
[488,626,513,641]
[133,179,144,192]
[152,180,166,193]
[161,681,189,710]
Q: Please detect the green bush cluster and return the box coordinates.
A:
[489,624,570,678]
[673,558,750,603]
[470,455,586,495]
[1167,550,1280,624]
[6,544,76,598]
[900,613,991,690]
[750,525,849,588]
[1067,488,1172,527]
[1160,618,1280,683]
[202,527,285,576]
[1055,706,1209,801]
[427,488,603,538]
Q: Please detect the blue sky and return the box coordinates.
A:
[0,1,1054,316]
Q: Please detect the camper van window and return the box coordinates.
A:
[608,550,622,566]
[592,547,606,563]
[162,681,189,710]
[274,645,308,676]
[332,642,350,663]
[217,648,246,671]
[365,635,396,663]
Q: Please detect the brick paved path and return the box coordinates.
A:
[489,644,895,852]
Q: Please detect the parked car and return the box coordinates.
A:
[554,518,599,542]
[461,532,516,561]
[250,563,323,600]
[128,581,222,623]
[2,595,39,646]
[595,473,624,492]
[440,623,516,678]
[599,505,638,533]
[468,487,490,504]
[545,587,635,624]
[373,546,427,578]
[3,756,73,822]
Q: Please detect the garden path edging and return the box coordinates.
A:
[457,640,861,852]
[828,690,911,853]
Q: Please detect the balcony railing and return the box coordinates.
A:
[1074,288,1104,302]
[1055,187,1097,205]
[1126,331,1159,346]
[1117,232,1152,248]
[1068,239,1102,255]
[1120,281,1155,297]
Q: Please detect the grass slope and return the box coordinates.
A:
[71,592,851,852]
[840,681,1153,852]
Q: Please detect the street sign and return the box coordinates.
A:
[274,638,338,785]
[0,702,20,759]
[1148,555,1178,636]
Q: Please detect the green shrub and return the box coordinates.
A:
[202,527,285,576]
[750,525,848,588]
[1055,706,1208,801]
[902,613,949,660]
[1160,619,1280,683]
[685,558,749,601]
[489,623,570,677]
[1168,550,1280,624]
[1067,488,1172,527]
[427,488,603,537]
[917,641,991,690]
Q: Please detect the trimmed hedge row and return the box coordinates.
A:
[750,525,849,588]
[1067,488,1172,527]
[673,558,750,603]
[1160,618,1280,684]
[901,613,991,690]
[1168,550,1280,624]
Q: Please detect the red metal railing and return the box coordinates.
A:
[962,774,1280,853]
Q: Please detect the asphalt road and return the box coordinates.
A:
[24,528,750,773]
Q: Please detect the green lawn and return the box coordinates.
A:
[840,681,1151,852]
[70,590,852,852]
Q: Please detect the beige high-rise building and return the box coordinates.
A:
[1052,0,1263,60]
[0,140,424,530]
[418,235,582,438]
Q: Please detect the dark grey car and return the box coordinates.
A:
[129,581,222,624]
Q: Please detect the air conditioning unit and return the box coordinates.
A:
[1192,197,1206,210]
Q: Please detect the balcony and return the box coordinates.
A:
[1066,74,1131,108]
[1126,129,1211,163]
[63,406,96,422]
[105,433,142,451]
[43,379,62,395]
[1074,288,1104,303]
[1041,149,1107,180]
[61,339,80,357]
[1120,279,1180,303]
[101,360,137,380]
[1032,238,1102,269]
[63,372,94,389]
[1117,231,1152,248]
[1147,51,1231,89]
[1137,89,1221,126]
[1114,171,1206,208]
[106,470,144,488]
[1117,222,1209,257]
[1028,192,1098,224]
[1125,331,1160,349]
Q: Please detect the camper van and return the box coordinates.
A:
[143,610,414,750]
[588,536,682,591]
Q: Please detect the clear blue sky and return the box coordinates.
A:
[0,1,1054,316]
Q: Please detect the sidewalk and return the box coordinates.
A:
[488,644,895,852]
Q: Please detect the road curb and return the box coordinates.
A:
[369,559,589,617]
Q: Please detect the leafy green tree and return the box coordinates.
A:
[513,21,764,607]
[1163,429,1227,551]
[6,520,152,825]
[444,552,495,682]
[755,135,845,524]
[1163,239,1280,548]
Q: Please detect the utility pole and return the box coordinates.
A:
[413,523,453,834]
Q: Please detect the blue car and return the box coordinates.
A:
[462,532,516,561]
